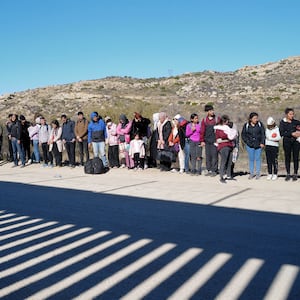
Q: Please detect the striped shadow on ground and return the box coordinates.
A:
[0,210,299,300]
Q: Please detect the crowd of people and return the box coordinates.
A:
[2,105,300,183]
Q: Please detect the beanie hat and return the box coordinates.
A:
[174,114,181,120]
[267,117,275,126]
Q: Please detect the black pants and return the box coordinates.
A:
[22,141,31,161]
[41,142,51,164]
[78,140,89,164]
[52,143,62,166]
[133,153,142,169]
[205,143,218,172]
[283,138,300,175]
[265,145,279,175]
[8,138,13,161]
[65,141,76,166]
[219,146,233,178]
[108,145,120,167]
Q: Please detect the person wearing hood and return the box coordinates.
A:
[116,114,133,168]
[61,114,76,168]
[279,108,300,181]
[88,112,108,167]
[265,116,281,180]
[148,112,160,168]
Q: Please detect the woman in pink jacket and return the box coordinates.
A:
[116,114,133,168]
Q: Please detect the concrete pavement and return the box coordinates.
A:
[0,163,299,299]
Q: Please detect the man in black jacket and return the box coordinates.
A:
[10,114,26,167]
[61,114,76,167]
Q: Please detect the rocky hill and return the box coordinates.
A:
[1,56,300,124]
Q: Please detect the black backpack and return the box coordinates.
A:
[84,157,106,174]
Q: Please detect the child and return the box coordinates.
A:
[265,117,281,180]
[105,117,120,168]
[129,132,145,170]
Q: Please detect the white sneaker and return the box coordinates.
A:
[171,168,178,173]
[179,169,184,174]
[267,174,272,180]
[272,174,278,180]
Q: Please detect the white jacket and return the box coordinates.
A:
[265,126,281,147]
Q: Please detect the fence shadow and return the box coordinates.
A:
[0,181,299,299]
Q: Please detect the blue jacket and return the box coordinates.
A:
[88,113,107,143]
[62,119,76,141]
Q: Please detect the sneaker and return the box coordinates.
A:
[42,163,48,168]
[266,174,272,180]
[292,174,298,181]
[20,164,25,168]
[211,172,217,177]
[179,169,184,174]
[27,159,32,164]
[285,175,291,181]
[205,171,212,176]
[255,174,261,180]
[226,177,237,181]
[171,168,178,173]
[248,174,255,180]
[271,174,278,181]
[220,177,227,184]
[120,164,126,169]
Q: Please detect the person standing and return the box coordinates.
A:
[0,124,3,160]
[10,114,26,167]
[116,114,133,168]
[6,114,14,161]
[200,104,220,176]
[88,112,108,167]
[156,112,172,171]
[105,116,120,168]
[129,132,145,170]
[19,115,31,163]
[28,117,41,164]
[242,112,265,179]
[214,115,237,183]
[186,113,202,175]
[75,111,89,166]
[48,120,63,167]
[61,114,76,168]
[39,117,52,167]
[279,108,300,181]
[265,117,281,180]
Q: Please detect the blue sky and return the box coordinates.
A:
[1,0,299,94]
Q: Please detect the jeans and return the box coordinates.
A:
[246,145,262,175]
[11,138,25,166]
[92,141,107,166]
[32,140,40,162]
[184,141,190,172]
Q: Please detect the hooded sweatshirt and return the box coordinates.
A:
[88,112,107,143]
